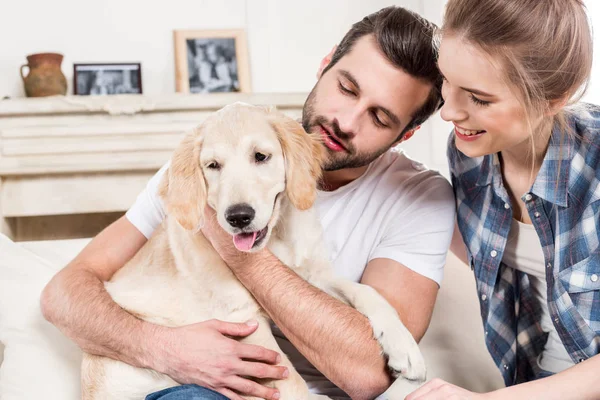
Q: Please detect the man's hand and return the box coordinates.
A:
[153,319,288,400]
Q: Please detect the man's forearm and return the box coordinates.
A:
[232,252,391,399]
[41,267,159,369]
[488,355,600,400]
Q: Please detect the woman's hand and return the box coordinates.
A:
[406,379,491,400]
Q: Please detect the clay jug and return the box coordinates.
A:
[20,53,67,97]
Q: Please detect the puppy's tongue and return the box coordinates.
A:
[233,232,257,251]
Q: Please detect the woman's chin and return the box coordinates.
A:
[456,142,491,158]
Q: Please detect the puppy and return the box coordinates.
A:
[81,103,426,399]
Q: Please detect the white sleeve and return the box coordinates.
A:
[368,173,456,286]
[125,162,169,239]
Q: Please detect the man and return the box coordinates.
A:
[41,6,455,400]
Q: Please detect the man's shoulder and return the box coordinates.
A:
[365,149,452,194]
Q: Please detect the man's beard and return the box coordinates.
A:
[302,87,392,171]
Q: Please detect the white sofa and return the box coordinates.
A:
[0,235,504,399]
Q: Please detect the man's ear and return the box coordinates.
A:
[316,45,338,79]
[394,125,420,146]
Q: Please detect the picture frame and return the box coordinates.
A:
[173,29,251,94]
[73,63,143,96]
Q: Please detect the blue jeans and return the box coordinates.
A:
[146,385,229,400]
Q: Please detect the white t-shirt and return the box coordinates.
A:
[126,148,456,397]
[503,219,575,374]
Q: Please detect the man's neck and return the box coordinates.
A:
[319,165,369,191]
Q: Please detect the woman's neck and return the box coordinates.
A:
[500,120,553,181]
[499,120,554,224]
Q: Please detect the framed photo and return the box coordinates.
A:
[174,29,250,94]
[73,63,143,96]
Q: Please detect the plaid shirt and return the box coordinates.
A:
[448,104,600,386]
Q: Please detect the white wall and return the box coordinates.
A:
[1,0,419,97]
[585,0,600,105]
[2,0,598,175]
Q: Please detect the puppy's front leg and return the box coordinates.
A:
[318,280,426,383]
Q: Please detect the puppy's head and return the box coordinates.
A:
[159,102,323,252]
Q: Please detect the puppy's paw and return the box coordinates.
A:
[386,337,426,382]
[370,316,427,382]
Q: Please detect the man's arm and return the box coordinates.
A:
[224,252,396,400]
[202,204,439,400]
[41,216,152,366]
[202,182,453,398]
[41,216,286,400]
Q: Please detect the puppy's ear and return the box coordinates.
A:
[268,110,323,210]
[158,128,207,230]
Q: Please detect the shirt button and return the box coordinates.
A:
[503,364,509,370]
[485,330,489,336]
[504,203,510,209]
[524,193,533,202]
[547,263,552,269]
[534,212,541,218]
[579,358,585,363]
[554,317,560,323]
[591,274,598,282]
[490,250,498,258]
[481,294,487,301]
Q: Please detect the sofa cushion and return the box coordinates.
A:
[0,235,88,400]
[0,235,503,399]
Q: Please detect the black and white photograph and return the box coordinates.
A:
[186,38,239,93]
[73,63,142,96]
[174,29,250,94]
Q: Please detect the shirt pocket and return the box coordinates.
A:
[558,253,600,332]
[558,252,600,294]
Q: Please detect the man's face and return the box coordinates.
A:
[302,35,432,171]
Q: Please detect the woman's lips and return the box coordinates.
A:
[454,125,486,142]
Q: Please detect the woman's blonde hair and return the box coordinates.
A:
[443,0,594,172]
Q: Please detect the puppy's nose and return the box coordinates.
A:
[225,204,255,229]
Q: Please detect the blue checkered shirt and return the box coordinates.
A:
[448,104,600,386]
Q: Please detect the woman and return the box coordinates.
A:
[408,0,599,399]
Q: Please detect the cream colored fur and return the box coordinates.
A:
[81,103,425,400]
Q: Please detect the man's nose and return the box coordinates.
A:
[335,110,361,139]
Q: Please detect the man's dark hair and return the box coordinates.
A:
[322,6,443,138]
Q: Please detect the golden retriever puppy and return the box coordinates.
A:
[81,103,425,400]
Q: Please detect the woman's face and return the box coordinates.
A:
[438,35,543,158]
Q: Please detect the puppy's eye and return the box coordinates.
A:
[207,161,221,170]
[255,152,270,163]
